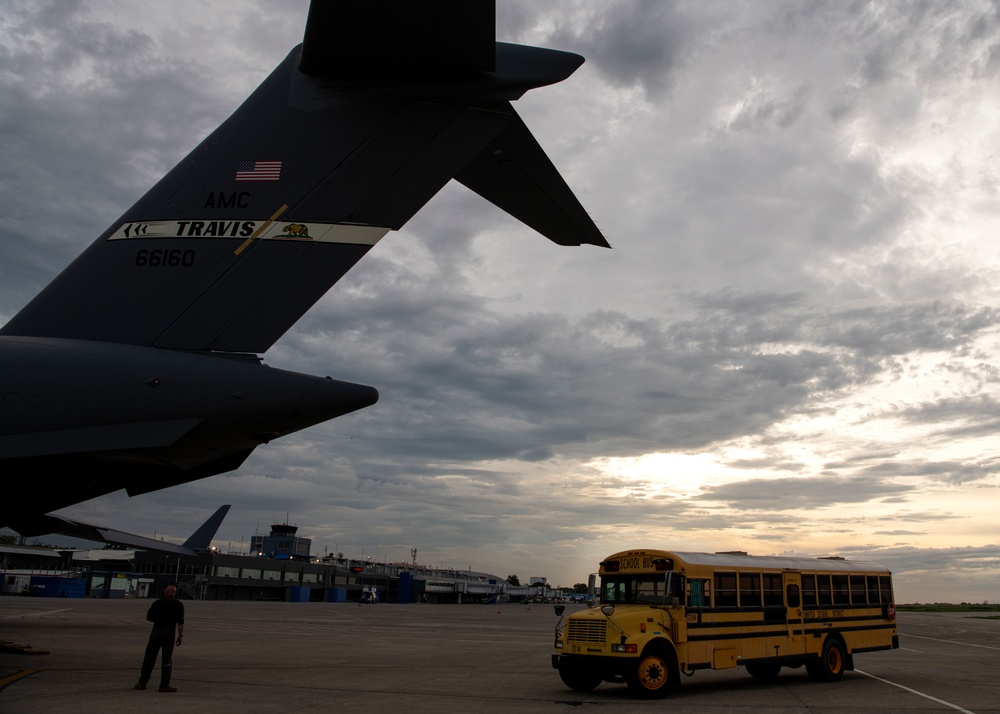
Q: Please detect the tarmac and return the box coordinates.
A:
[1,598,998,713]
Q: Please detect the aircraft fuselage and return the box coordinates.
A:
[0,336,377,519]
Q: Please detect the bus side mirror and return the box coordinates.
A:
[554,605,565,616]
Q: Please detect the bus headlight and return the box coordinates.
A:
[611,643,638,654]
[554,640,564,649]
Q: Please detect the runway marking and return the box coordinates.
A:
[904,633,1000,651]
[855,670,976,714]
[898,647,924,653]
[0,669,37,692]
[0,608,74,620]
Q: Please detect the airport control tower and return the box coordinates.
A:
[250,523,312,560]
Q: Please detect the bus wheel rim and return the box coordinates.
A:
[827,646,842,674]
[639,655,668,689]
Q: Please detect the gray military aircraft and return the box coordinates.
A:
[0,0,608,535]
[25,505,233,557]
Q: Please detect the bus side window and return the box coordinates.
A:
[739,572,762,608]
[832,575,849,605]
[850,575,866,604]
[763,573,783,607]
[867,575,880,604]
[802,574,817,606]
[817,575,832,606]
[715,572,737,607]
[688,579,711,607]
[878,576,893,604]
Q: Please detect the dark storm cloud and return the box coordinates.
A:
[0,2,294,313]
[824,304,1000,356]
[837,544,1000,577]
[499,1,696,100]
[693,475,914,510]
[559,2,694,100]
[261,280,1000,489]
[857,457,1000,486]
[891,395,1000,438]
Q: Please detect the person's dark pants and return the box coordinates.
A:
[139,627,175,687]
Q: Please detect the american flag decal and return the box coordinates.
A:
[235,160,282,182]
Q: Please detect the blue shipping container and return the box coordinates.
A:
[29,576,86,598]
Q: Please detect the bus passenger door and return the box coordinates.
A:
[783,572,806,655]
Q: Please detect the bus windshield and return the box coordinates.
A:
[601,574,684,605]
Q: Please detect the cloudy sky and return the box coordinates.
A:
[3,1,1000,603]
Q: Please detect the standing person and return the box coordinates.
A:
[135,584,185,692]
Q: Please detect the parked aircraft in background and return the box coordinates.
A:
[12,506,231,557]
[0,0,608,535]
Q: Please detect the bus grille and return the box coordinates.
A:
[567,620,607,643]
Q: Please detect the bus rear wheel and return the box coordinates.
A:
[557,659,603,692]
[807,638,846,682]
[626,649,673,698]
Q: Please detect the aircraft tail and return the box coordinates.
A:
[1,0,607,354]
[182,504,231,551]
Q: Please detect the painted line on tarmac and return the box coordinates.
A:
[898,646,924,653]
[0,670,37,693]
[0,608,74,620]
[904,633,1000,651]
[855,669,975,714]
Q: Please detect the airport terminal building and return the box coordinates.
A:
[2,527,550,603]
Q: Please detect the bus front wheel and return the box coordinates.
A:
[807,638,846,682]
[626,649,673,698]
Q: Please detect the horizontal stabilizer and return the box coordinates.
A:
[456,108,610,247]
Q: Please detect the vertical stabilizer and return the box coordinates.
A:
[182,504,232,551]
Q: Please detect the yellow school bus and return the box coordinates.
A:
[552,549,898,698]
